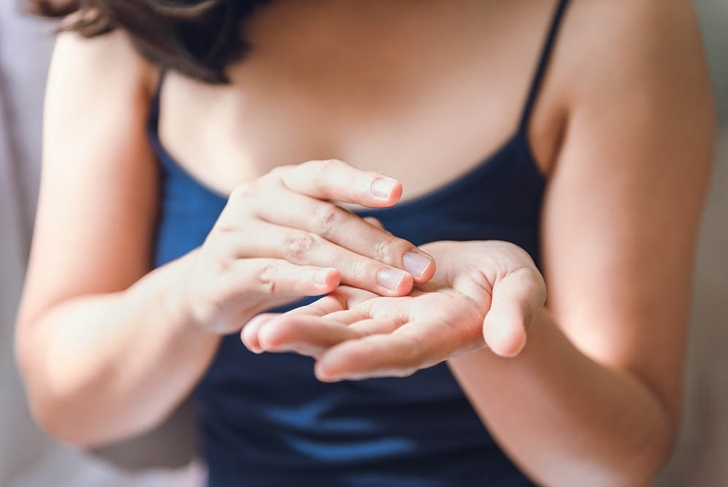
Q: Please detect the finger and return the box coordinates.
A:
[256,316,361,358]
[348,318,402,336]
[315,321,454,382]
[363,217,389,234]
[230,258,341,297]
[226,222,417,296]
[246,291,356,353]
[270,287,376,324]
[263,318,400,356]
[278,293,350,318]
[482,267,546,358]
[312,303,404,334]
[274,159,403,208]
[284,286,378,316]
[314,307,371,325]
[252,191,435,283]
[254,305,374,356]
[241,313,281,354]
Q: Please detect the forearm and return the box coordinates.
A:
[16,253,221,447]
[448,310,675,487]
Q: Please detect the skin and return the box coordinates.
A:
[243,241,546,369]
[14,1,713,486]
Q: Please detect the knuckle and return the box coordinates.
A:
[347,258,371,282]
[310,159,340,173]
[370,239,392,261]
[215,257,233,275]
[213,221,237,235]
[307,159,343,186]
[267,165,292,182]
[371,238,407,263]
[285,233,317,261]
[268,166,285,178]
[312,204,340,236]
[256,263,278,294]
[213,213,242,235]
[229,182,256,202]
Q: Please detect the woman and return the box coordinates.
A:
[16,0,714,486]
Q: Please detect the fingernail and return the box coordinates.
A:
[378,269,407,291]
[404,252,431,279]
[313,269,330,285]
[371,177,397,199]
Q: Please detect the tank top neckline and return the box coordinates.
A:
[147,0,570,217]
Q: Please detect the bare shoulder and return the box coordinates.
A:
[558,0,713,120]
[51,29,158,100]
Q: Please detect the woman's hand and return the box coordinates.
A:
[176,159,436,335]
[240,240,546,381]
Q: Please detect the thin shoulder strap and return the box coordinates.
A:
[518,0,571,131]
[149,70,167,132]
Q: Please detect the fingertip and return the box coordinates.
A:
[376,269,414,297]
[315,349,351,382]
[327,269,342,289]
[395,272,415,295]
[369,178,403,207]
[314,362,340,383]
[483,312,528,358]
[241,313,279,354]
[314,268,341,292]
[389,180,403,203]
[498,331,527,358]
[257,320,289,351]
[240,330,259,353]
[411,254,437,284]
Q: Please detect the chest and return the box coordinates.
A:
[156,0,561,201]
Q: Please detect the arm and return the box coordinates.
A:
[15,31,434,448]
[448,1,714,485]
[14,31,221,447]
[248,1,714,484]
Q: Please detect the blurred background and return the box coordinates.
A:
[1,1,726,486]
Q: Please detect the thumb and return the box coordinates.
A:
[483,267,546,358]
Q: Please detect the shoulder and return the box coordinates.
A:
[574,0,712,104]
[557,0,713,116]
[51,29,159,103]
[562,0,705,66]
[544,0,716,178]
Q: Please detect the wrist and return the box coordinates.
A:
[145,250,217,338]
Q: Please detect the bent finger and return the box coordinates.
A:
[257,316,361,358]
[315,321,454,382]
[275,159,402,208]
[231,258,340,296]
[483,267,546,358]
[252,193,435,284]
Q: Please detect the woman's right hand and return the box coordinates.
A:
[176,159,436,335]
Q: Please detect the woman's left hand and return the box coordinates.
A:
[241,240,546,381]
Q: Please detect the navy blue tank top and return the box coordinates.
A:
[148,2,569,485]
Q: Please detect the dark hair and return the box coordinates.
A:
[25,0,271,83]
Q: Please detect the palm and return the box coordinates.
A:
[241,241,545,381]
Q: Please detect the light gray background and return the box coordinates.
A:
[1,1,726,485]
